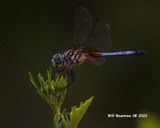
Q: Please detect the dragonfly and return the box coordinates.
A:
[51,6,147,85]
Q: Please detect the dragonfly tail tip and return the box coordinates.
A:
[136,50,148,55]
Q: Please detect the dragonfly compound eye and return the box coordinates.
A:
[51,54,62,65]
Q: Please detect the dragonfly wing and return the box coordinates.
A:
[87,20,112,51]
[90,57,106,66]
[73,6,93,48]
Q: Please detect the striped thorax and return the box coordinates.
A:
[51,49,89,68]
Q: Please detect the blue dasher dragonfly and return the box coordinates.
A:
[51,6,147,85]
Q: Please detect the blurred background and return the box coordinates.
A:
[0,0,160,128]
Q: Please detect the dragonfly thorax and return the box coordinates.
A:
[51,49,90,68]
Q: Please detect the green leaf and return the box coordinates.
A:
[70,96,94,128]
[28,72,39,90]
[37,73,48,94]
[47,66,52,85]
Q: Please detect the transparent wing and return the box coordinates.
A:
[90,57,106,66]
[87,20,112,51]
[73,6,93,48]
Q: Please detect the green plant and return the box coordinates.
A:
[29,67,94,128]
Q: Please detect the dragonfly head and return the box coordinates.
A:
[51,53,63,67]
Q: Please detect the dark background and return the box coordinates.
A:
[0,0,160,128]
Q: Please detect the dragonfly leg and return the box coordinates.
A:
[55,67,65,73]
[54,67,76,87]
[70,68,76,82]
[65,68,76,87]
